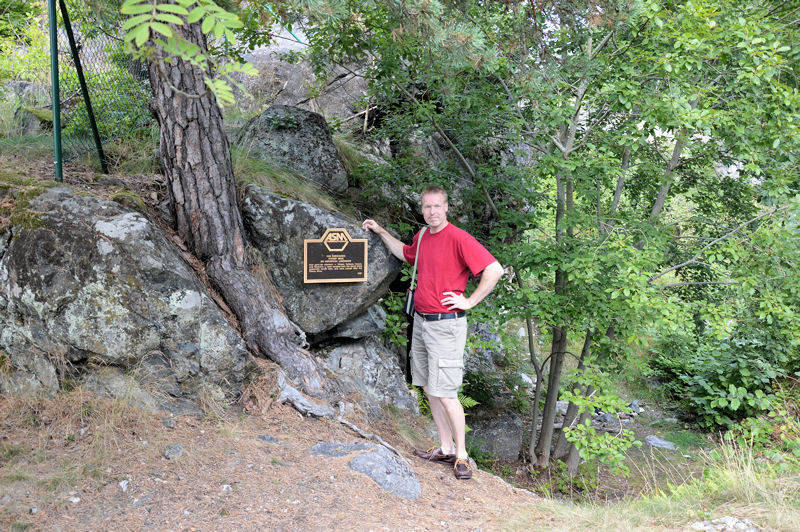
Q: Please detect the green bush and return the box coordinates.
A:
[728,383,800,461]
[0,4,48,82]
[649,313,796,429]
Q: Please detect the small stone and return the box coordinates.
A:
[594,412,616,424]
[162,417,176,429]
[30,506,38,514]
[645,435,678,450]
[119,480,129,492]
[1,494,12,504]
[133,495,150,507]
[164,443,183,459]
[68,497,80,503]
[222,484,232,491]
[258,434,278,444]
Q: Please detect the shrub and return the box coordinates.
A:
[648,312,795,429]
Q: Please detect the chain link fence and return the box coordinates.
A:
[0,1,151,169]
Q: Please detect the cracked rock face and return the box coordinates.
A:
[241,184,401,335]
[0,187,253,410]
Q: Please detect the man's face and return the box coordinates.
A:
[421,192,448,230]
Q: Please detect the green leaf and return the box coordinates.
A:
[149,21,173,38]
[187,7,205,23]
[201,16,214,34]
[156,4,190,15]
[133,24,150,47]
[730,398,740,410]
[225,18,243,30]
[121,13,151,31]
[121,1,152,16]
[154,13,184,25]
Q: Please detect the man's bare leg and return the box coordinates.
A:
[425,388,455,455]
[439,396,467,459]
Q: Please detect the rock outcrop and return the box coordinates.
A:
[466,407,524,462]
[0,186,254,412]
[236,105,348,194]
[241,183,401,335]
[314,337,418,419]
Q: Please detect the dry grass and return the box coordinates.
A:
[0,388,542,531]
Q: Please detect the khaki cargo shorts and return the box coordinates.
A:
[410,313,467,398]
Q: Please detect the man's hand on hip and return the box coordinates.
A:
[442,291,474,311]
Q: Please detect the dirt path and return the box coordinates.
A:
[0,393,544,531]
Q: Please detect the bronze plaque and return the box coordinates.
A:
[304,228,368,283]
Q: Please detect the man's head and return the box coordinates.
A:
[420,185,449,232]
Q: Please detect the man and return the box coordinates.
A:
[363,185,503,480]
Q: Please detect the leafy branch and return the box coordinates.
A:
[120,0,257,105]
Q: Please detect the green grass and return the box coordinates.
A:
[0,134,53,160]
[0,442,26,463]
[506,442,800,531]
[660,428,707,450]
[2,469,31,483]
[232,146,356,217]
[41,467,78,493]
[95,125,160,175]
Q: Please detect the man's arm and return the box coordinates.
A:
[362,219,408,262]
[441,261,504,311]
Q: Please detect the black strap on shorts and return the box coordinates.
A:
[415,311,466,321]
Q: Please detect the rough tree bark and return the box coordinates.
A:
[147,21,324,396]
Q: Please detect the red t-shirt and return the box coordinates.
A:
[402,223,497,314]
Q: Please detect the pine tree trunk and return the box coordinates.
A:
[147,22,323,396]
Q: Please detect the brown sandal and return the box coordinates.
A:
[413,446,457,464]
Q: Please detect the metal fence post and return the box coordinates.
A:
[48,0,63,182]
[59,0,108,174]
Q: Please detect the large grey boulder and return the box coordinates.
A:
[0,186,254,409]
[314,337,418,419]
[241,184,401,335]
[3,81,49,136]
[236,105,348,194]
[466,407,524,461]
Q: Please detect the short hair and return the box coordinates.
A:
[420,185,448,205]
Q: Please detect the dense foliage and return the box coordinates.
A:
[292,0,800,469]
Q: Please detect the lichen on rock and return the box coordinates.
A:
[0,186,255,410]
